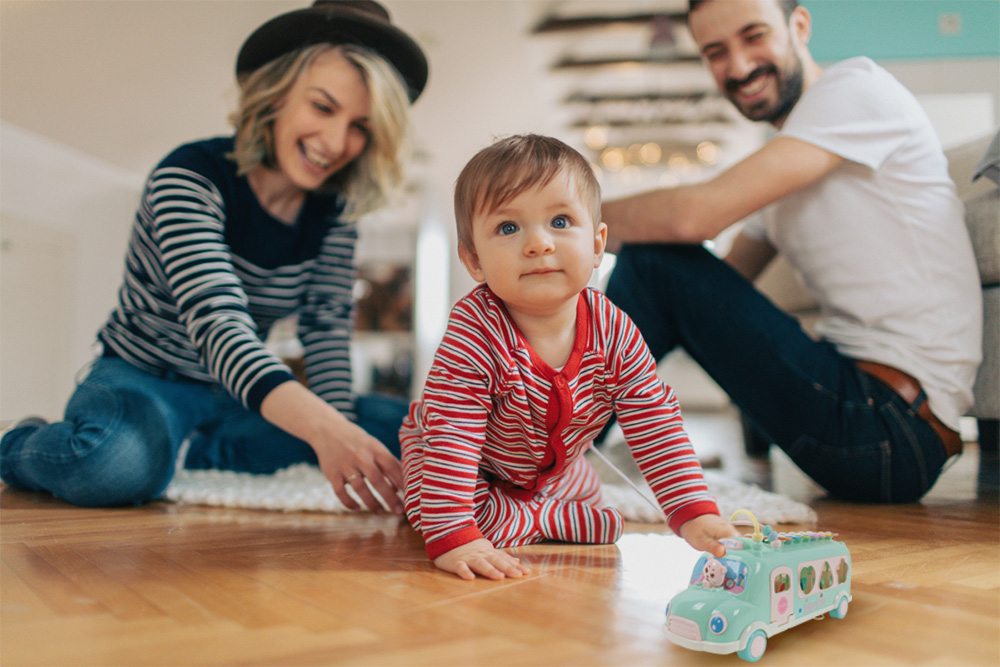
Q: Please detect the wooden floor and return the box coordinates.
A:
[2,413,998,667]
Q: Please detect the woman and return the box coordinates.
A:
[0,0,428,514]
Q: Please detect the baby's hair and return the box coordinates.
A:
[454,134,601,253]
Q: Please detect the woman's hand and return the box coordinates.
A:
[260,380,404,514]
[311,414,405,515]
[433,539,531,581]
[678,514,741,558]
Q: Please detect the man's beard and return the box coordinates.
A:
[725,54,804,125]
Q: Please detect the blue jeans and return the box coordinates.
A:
[0,356,410,507]
[606,244,949,503]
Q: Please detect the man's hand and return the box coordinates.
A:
[433,539,531,581]
[678,514,741,558]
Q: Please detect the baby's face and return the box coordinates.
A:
[460,170,607,318]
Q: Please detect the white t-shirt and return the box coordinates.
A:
[743,58,982,430]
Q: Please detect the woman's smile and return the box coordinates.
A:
[300,141,334,171]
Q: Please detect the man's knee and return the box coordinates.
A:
[616,243,717,276]
[609,244,713,302]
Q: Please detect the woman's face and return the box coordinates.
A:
[270,49,372,193]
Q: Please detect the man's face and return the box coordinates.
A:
[689,0,805,126]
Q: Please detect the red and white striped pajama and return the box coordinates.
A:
[401,286,719,560]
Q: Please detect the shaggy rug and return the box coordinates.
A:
[163,459,816,526]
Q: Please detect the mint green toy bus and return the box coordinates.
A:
[665,510,852,662]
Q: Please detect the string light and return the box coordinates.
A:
[600,147,627,171]
[639,143,662,164]
[626,143,644,164]
[697,141,719,165]
[667,153,690,171]
[584,125,610,150]
[591,138,722,177]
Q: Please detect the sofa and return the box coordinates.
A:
[955,131,999,451]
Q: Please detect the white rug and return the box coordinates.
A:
[598,471,816,525]
[163,463,815,526]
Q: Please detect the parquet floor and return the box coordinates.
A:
[1,414,998,666]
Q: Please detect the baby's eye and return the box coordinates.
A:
[551,216,570,229]
[499,222,519,235]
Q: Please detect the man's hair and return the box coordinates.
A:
[688,0,798,21]
[228,43,411,221]
[454,134,601,254]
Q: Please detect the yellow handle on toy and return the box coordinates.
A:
[730,509,764,542]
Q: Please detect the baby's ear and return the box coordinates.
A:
[593,221,608,266]
[458,243,486,283]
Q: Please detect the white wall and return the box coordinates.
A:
[0,123,143,420]
[882,57,999,149]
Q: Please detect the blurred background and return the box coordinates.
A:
[2,0,998,421]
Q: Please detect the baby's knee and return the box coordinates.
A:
[535,498,623,544]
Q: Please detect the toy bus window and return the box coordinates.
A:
[689,556,749,594]
[819,562,834,590]
[774,573,790,594]
[837,558,849,584]
[799,566,816,594]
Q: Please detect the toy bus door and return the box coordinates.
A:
[770,566,793,625]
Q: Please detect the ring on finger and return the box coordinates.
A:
[346,473,362,483]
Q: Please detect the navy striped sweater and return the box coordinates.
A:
[98,137,358,417]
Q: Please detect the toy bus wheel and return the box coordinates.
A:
[738,630,767,662]
[830,597,849,619]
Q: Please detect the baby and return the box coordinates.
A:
[401,134,737,580]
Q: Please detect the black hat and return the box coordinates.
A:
[236,0,428,102]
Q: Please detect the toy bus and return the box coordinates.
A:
[665,510,851,662]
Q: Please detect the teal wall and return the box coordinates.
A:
[803,0,1000,61]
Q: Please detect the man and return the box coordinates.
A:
[602,0,981,502]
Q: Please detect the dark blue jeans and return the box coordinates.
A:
[606,244,949,503]
[0,356,409,507]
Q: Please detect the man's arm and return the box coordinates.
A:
[602,137,844,247]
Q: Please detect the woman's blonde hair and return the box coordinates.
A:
[228,43,411,220]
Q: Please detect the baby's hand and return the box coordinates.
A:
[433,538,531,581]
[679,514,740,558]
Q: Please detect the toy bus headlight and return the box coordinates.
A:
[709,613,728,635]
